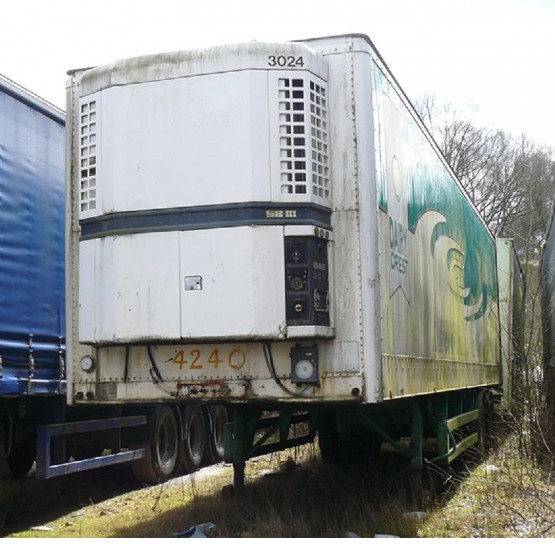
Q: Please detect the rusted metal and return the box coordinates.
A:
[175,380,238,398]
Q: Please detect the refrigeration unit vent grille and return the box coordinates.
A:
[278,78,329,200]
[309,81,329,200]
[79,100,98,213]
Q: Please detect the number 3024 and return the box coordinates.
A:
[268,55,304,67]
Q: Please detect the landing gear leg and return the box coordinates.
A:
[231,406,246,493]
[408,401,424,506]
[227,406,258,494]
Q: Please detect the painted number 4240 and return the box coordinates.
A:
[171,348,246,371]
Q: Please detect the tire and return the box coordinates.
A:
[131,406,179,484]
[5,439,35,478]
[177,405,208,473]
[205,405,229,464]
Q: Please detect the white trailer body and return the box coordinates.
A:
[66,35,500,409]
[496,237,523,411]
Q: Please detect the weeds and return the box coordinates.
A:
[5,425,555,538]
[422,421,555,538]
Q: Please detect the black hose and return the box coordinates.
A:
[124,345,130,382]
[263,342,309,398]
[146,345,164,383]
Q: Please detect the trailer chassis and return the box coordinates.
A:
[224,386,498,492]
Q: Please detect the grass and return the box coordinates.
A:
[2,445,425,538]
[422,434,555,538]
[3,432,555,538]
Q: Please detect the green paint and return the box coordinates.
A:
[408,160,498,319]
[372,63,498,325]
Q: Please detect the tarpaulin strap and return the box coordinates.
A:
[58,337,65,393]
[27,334,35,393]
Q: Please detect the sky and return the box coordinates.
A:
[1,0,554,149]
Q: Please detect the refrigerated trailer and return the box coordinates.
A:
[63,34,519,487]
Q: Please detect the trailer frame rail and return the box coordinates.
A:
[36,415,146,478]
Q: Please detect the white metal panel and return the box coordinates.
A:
[350,44,383,403]
[111,232,181,341]
[80,42,328,97]
[83,340,364,403]
[308,36,381,400]
[99,72,272,212]
[179,226,286,339]
[78,239,97,342]
[79,233,182,343]
[329,212,363,347]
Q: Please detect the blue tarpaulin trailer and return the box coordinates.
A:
[0,75,65,475]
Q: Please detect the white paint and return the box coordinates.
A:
[79,233,181,343]
[98,72,271,211]
[179,226,286,339]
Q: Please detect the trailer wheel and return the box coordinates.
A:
[205,405,229,464]
[131,406,178,484]
[5,439,35,478]
[177,405,208,473]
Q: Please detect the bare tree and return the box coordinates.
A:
[414,95,554,254]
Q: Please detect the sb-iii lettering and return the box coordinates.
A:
[266,209,297,218]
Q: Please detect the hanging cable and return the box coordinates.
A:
[146,345,164,383]
[263,342,309,398]
[123,345,130,382]
[121,344,172,394]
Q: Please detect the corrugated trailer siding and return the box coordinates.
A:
[371,53,500,398]
[0,80,65,395]
[542,205,555,387]
[497,238,523,410]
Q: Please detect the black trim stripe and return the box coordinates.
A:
[80,202,332,240]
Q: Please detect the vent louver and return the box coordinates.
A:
[79,100,98,213]
[278,77,329,201]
